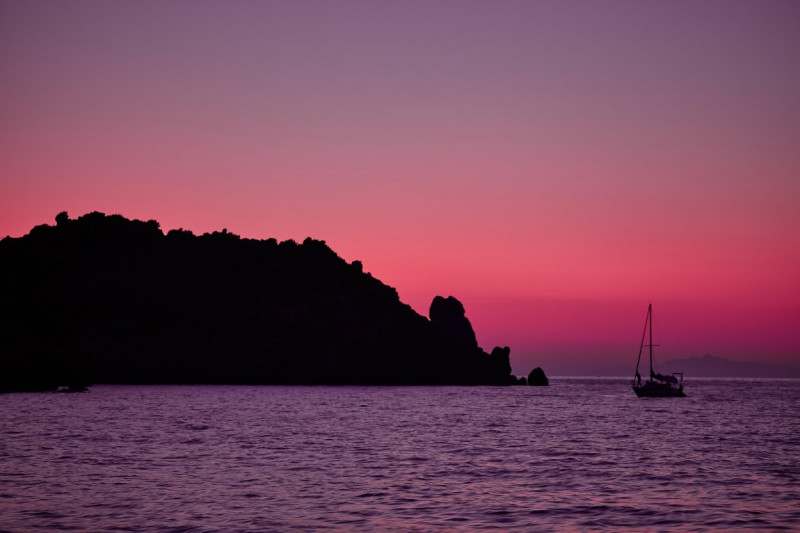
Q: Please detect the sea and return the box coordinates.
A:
[1,378,798,532]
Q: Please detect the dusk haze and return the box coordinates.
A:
[2,1,799,375]
[2,2,800,531]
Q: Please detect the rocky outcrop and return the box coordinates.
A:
[429,296,479,352]
[527,367,549,386]
[489,346,513,382]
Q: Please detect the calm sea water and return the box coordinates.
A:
[1,379,798,531]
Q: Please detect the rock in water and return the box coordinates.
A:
[527,367,549,386]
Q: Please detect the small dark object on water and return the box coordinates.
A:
[527,367,549,386]
[57,384,90,393]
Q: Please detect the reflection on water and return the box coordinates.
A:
[1,378,799,531]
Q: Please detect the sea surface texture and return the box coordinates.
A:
[1,379,799,531]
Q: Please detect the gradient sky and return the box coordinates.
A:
[2,1,798,375]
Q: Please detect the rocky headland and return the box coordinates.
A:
[0,212,546,391]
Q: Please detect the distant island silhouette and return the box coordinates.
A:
[0,212,540,392]
[557,354,800,378]
[659,354,800,379]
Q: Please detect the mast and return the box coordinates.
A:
[634,304,649,379]
[648,303,653,377]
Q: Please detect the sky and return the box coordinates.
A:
[2,1,798,375]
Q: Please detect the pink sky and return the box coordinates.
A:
[2,1,798,374]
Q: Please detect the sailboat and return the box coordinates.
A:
[632,304,686,397]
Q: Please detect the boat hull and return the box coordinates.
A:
[633,381,686,398]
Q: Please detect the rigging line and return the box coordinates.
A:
[634,304,649,377]
[653,305,664,368]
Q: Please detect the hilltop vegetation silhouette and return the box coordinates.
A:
[0,212,528,391]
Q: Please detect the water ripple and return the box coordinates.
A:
[1,380,798,531]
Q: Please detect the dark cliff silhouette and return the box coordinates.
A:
[0,212,524,391]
